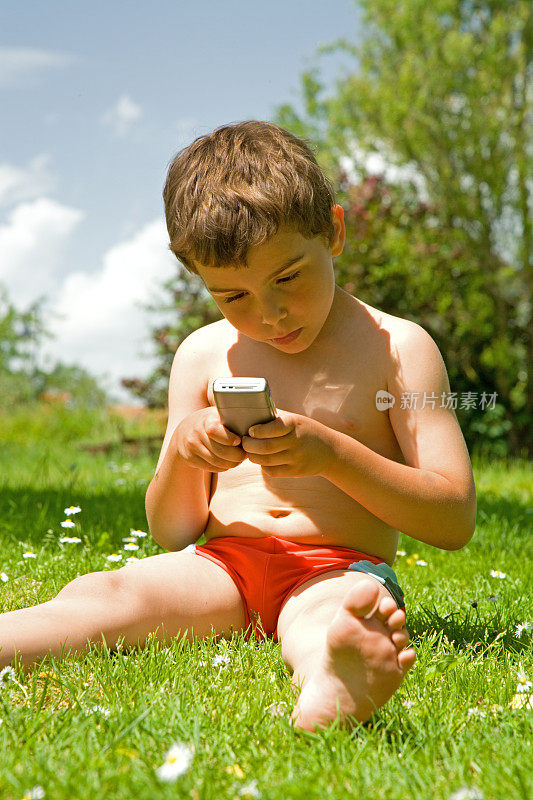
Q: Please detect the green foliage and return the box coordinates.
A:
[273,0,532,456]
[129,1,531,457]
[121,271,222,408]
[0,283,110,410]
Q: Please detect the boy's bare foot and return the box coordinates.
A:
[289,580,417,732]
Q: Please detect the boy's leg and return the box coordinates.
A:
[0,550,247,671]
[276,569,416,731]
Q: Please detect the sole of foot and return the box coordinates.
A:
[289,579,417,732]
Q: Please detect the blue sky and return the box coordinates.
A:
[0,0,364,402]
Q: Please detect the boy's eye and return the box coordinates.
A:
[223,271,301,304]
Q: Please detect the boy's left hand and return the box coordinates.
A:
[241,410,332,478]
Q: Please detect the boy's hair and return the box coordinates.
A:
[163,120,336,274]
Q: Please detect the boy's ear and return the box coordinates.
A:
[330,204,345,257]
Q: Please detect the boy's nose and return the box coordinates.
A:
[258,295,288,326]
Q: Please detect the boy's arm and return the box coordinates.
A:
[320,322,477,550]
[145,330,212,551]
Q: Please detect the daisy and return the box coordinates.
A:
[449,789,484,800]
[416,560,428,566]
[63,506,81,515]
[89,705,111,717]
[516,670,532,693]
[467,707,487,719]
[212,654,231,667]
[122,537,137,543]
[0,666,15,682]
[21,786,45,800]
[396,550,406,557]
[23,553,37,559]
[514,622,533,639]
[267,702,287,717]
[125,557,139,564]
[130,529,148,538]
[490,569,506,579]
[106,554,122,562]
[60,519,75,529]
[59,537,81,544]
[123,543,139,551]
[238,779,260,798]
[1,572,8,582]
[156,741,195,782]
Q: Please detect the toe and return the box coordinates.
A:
[376,596,398,622]
[398,647,416,674]
[387,609,407,631]
[391,629,410,651]
[343,579,380,618]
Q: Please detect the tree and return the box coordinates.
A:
[0,284,110,409]
[274,0,532,455]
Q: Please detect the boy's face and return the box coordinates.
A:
[193,205,345,354]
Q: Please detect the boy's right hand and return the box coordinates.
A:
[173,407,247,472]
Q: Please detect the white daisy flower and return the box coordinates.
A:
[238,779,261,797]
[267,702,287,717]
[0,572,8,582]
[59,537,82,544]
[396,550,406,557]
[106,554,123,562]
[514,622,533,639]
[63,506,81,515]
[416,560,428,566]
[130,529,148,537]
[122,536,137,543]
[123,543,139,551]
[0,666,15,682]
[156,741,195,782]
[449,788,484,800]
[23,552,37,559]
[516,670,532,693]
[60,519,75,529]
[22,786,45,799]
[125,557,139,564]
[490,569,506,579]
[212,654,231,667]
[87,705,111,717]
[467,707,487,719]
[402,699,416,708]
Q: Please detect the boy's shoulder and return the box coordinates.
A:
[347,297,431,356]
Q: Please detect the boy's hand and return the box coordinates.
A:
[174,407,246,472]
[241,410,331,478]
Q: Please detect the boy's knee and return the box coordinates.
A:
[56,569,130,603]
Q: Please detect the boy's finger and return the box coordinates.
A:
[208,426,241,446]
[248,417,293,439]
[241,435,288,454]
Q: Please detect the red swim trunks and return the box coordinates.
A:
[193,535,383,642]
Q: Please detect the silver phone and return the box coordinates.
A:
[213,377,277,438]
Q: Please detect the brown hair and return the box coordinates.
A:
[163,120,336,274]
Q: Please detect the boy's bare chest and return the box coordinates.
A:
[205,321,399,456]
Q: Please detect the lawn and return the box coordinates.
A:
[0,405,531,800]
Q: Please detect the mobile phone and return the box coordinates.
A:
[213,377,277,438]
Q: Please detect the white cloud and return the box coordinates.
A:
[0,46,74,87]
[0,197,84,307]
[101,95,143,137]
[0,155,55,210]
[43,219,177,399]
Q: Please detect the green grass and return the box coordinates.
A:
[0,407,532,800]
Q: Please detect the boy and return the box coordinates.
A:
[0,121,476,733]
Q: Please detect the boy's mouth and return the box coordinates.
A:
[269,327,303,345]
